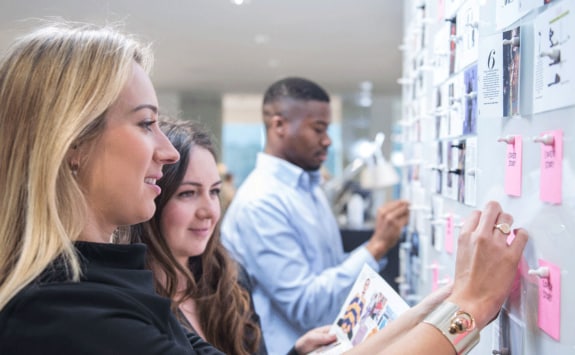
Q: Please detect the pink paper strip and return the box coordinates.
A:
[539,130,563,204]
[504,135,522,196]
[445,215,454,254]
[537,259,561,341]
[431,262,439,291]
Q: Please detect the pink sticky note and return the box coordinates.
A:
[439,276,452,287]
[445,215,454,254]
[537,259,561,341]
[431,262,439,291]
[539,130,563,204]
[504,135,522,196]
[437,0,445,21]
[506,228,516,245]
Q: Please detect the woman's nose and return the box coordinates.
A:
[156,130,180,164]
[196,197,220,220]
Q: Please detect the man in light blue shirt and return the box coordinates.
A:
[221,77,409,355]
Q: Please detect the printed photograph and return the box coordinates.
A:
[463,65,478,134]
[502,26,520,117]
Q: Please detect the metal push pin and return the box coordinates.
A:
[502,36,520,47]
[540,48,561,65]
[532,134,554,145]
[528,266,550,278]
[497,135,515,144]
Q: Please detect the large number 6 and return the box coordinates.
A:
[487,49,496,69]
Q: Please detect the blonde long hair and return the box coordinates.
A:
[0,22,153,310]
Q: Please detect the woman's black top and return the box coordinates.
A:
[0,242,224,355]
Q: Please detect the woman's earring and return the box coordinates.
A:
[70,161,79,177]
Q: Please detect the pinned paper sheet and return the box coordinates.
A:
[537,259,561,341]
[538,130,563,204]
[431,262,440,291]
[504,135,522,196]
[445,215,454,254]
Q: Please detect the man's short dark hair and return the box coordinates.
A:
[263,77,330,105]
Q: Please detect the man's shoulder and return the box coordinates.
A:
[234,170,293,206]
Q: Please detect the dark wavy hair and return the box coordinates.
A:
[129,117,261,355]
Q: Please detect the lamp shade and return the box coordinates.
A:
[359,156,400,189]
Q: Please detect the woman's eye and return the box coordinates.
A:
[179,190,195,198]
[139,120,156,131]
[211,188,221,196]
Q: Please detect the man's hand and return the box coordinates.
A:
[294,325,337,355]
[366,200,410,260]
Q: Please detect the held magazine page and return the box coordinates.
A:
[308,264,410,355]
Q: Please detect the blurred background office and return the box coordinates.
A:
[0,0,404,226]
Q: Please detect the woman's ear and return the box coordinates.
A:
[66,144,81,176]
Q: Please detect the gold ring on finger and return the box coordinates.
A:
[494,223,511,235]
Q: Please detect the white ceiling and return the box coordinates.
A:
[0,0,404,98]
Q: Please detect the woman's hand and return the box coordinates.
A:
[447,201,528,329]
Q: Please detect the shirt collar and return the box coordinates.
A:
[256,152,321,191]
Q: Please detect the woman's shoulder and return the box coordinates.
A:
[1,278,165,321]
[0,283,114,345]
[235,262,253,293]
[0,280,192,354]
[0,253,174,331]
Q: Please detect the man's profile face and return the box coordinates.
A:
[280,99,332,171]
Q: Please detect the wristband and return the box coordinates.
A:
[423,301,480,355]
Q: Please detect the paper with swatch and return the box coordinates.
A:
[308,264,410,355]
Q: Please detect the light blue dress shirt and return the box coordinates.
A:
[221,153,380,355]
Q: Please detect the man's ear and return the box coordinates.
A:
[270,114,286,137]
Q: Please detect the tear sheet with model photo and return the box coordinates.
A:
[308,264,410,355]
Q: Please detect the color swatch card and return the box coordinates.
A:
[433,23,452,87]
[448,74,464,137]
[478,27,521,118]
[456,0,479,71]
[464,137,478,206]
[478,29,503,118]
[430,195,445,252]
[496,0,538,30]
[532,0,575,114]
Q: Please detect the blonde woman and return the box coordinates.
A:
[0,22,234,354]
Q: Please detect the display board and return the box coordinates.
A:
[397,0,575,353]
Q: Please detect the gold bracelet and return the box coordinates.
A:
[423,302,480,355]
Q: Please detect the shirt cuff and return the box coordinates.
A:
[345,244,381,272]
[286,346,299,355]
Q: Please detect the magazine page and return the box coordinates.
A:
[309,264,410,355]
